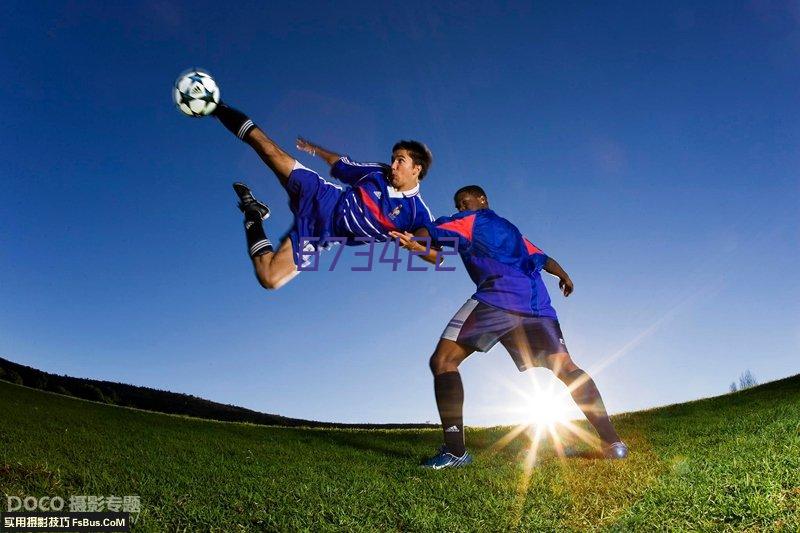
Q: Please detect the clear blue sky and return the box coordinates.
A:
[2,1,798,424]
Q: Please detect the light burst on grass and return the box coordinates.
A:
[490,369,602,461]
[489,370,577,526]
[488,368,608,526]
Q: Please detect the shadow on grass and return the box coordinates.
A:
[306,430,435,462]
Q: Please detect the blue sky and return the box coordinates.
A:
[2,1,798,424]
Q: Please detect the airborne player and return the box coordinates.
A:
[210,102,435,289]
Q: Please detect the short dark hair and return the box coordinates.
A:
[392,140,433,180]
[453,185,488,206]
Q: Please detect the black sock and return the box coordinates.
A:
[434,371,465,456]
[563,369,620,445]
[215,102,256,141]
[244,211,272,258]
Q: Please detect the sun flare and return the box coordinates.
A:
[498,372,580,431]
[521,387,575,429]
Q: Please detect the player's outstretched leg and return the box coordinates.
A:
[545,353,628,459]
[233,182,298,290]
[422,339,475,469]
[214,103,295,188]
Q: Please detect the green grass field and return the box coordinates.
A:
[1,376,798,531]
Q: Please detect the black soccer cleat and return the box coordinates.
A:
[233,182,270,220]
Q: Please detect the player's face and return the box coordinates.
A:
[455,192,488,212]
[390,149,421,191]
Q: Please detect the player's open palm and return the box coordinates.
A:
[296,136,315,155]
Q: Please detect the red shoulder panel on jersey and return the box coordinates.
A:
[523,237,542,255]
[438,214,476,241]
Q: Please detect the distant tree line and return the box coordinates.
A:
[0,357,435,430]
[729,370,758,393]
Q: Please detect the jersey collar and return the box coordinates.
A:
[388,182,420,198]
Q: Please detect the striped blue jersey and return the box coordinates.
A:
[330,157,434,242]
[426,209,557,318]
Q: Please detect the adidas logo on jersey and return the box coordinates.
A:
[445,425,460,433]
[373,191,382,199]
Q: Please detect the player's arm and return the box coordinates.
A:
[523,236,572,297]
[296,136,389,185]
[296,137,341,166]
[543,257,574,297]
[297,139,387,186]
[389,228,443,265]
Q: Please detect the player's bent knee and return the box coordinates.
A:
[258,273,282,290]
[429,339,472,375]
[251,264,273,290]
[429,352,457,375]
[544,352,579,378]
[262,269,299,290]
[251,255,296,290]
[252,265,282,291]
[429,353,440,374]
[255,274,276,290]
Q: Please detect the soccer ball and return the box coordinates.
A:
[173,69,220,117]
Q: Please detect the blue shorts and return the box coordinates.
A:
[282,162,343,267]
[441,298,569,371]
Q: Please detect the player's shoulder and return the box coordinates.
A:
[433,211,462,225]
[478,209,519,230]
[472,210,526,247]
[414,192,435,222]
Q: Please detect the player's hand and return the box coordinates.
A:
[389,230,425,252]
[559,276,574,297]
[296,136,316,156]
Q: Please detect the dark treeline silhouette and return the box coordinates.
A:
[0,357,435,429]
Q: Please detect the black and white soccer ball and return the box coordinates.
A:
[173,69,220,117]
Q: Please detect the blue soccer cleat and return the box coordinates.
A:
[563,441,629,459]
[603,441,629,459]
[421,445,473,469]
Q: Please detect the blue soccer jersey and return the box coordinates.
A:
[426,209,557,318]
[330,157,434,242]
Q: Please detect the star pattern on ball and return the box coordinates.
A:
[198,88,217,103]
[178,91,194,106]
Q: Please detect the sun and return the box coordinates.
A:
[488,369,606,467]
[521,387,575,430]
[498,372,579,431]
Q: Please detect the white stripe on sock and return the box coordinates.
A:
[237,119,254,139]
[250,240,272,255]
